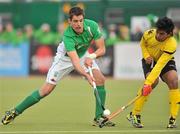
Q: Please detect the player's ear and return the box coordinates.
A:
[170,31,173,36]
[68,18,71,24]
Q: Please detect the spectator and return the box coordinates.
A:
[3,22,16,45]
[14,28,27,46]
[147,14,158,28]
[174,26,180,43]
[131,26,143,41]
[118,24,130,42]
[106,24,119,47]
[24,24,34,41]
[54,22,64,44]
[34,23,56,45]
[98,21,108,40]
[0,23,5,44]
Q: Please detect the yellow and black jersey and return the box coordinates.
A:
[140,29,177,85]
[140,29,177,62]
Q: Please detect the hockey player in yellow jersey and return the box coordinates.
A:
[127,17,180,128]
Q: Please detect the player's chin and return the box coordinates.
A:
[157,38,165,42]
[75,29,83,34]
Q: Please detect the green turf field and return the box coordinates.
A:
[0,76,180,134]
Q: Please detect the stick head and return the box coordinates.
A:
[99,117,108,128]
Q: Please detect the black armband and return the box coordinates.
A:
[163,50,176,55]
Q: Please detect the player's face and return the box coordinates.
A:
[155,29,170,42]
[69,15,84,34]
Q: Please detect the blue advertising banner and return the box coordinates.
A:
[0,43,29,76]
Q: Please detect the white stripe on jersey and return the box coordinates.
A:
[56,41,67,55]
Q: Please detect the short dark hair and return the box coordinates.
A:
[69,7,84,20]
[155,17,174,35]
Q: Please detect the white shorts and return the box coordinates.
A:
[46,52,100,85]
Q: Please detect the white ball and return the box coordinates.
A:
[103,109,111,116]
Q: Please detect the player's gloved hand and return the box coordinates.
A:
[145,56,153,65]
[142,84,152,96]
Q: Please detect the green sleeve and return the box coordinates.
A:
[63,36,76,52]
[90,21,102,40]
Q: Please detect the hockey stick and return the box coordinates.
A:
[151,59,154,69]
[99,95,141,128]
[88,66,105,111]
[99,59,155,128]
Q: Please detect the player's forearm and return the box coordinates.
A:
[73,61,88,77]
[72,60,88,77]
[67,51,88,77]
[145,53,173,85]
[94,46,106,58]
[94,37,106,58]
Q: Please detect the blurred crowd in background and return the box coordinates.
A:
[0,0,180,47]
[0,22,64,46]
[0,0,180,77]
[1,20,180,47]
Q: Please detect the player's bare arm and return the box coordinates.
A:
[94,37,106,57]
[85,37,106,67]
[67,50,94,86]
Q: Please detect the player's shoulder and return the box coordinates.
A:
[84,19,98,27]
[143,29,156,39]
[167,36,177,44]
[63,26,74,37]
[164,36,177,52]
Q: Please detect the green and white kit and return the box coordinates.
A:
[46,19,102,85]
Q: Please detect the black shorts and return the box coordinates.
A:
[142,58,177,80]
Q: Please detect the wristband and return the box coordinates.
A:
[87,53,97,59]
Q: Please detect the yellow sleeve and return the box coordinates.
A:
[140,36,150,59]
[144,52,174,85]
[163,38,177,54]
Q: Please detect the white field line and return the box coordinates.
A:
[0,130,180,133]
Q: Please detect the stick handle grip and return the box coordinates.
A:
[88,66,96,89]
[151,59,154,69]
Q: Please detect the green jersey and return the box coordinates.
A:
[62,19,102,57]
